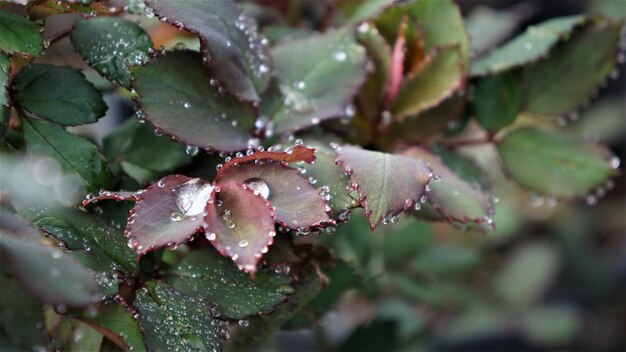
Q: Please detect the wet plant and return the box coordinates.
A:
[0,0,624,351]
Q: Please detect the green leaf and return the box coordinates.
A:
[131,50,256,152]
[521,17,622,116]
[473,71,522,132]
[471,16,586,76]
[12,64,107,125]
[404,0,469,67]
[71,17,152,88]
[0,11,43,56]
[0,233,99,307]
[145,0,270,102]
[335,145,432,228]
[77,304,147,352]
[493,242,559,308]
[167,248,292,319]
[27,206,139,275]
[355,21,392,123]
[0,53,9,137]
[269,29,368,135]
[497,127,618,198]
[22,118,112,192]
[389,46,464,119]
[103,119,192,173]
[0,274,47,350]
[134,282,223,351]
[216,163,332,229]
[404,148,493,224]
[203,179,277,274]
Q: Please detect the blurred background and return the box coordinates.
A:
[2,0,625,351]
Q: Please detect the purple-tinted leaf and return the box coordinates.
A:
[217,163,332,230]
[335,145,432,229]
[203,179,277,274]
[131,50,256,152]
[145,0,270,102]
[403,147,494,225]
[216,145,317,180]
[269,29,368,135]
[126,175,212,255]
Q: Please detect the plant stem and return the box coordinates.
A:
[443,135,494,148]
[46,27,72,46]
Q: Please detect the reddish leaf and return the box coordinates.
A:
[126,175,213,254]
[216,145,317,180]
[203,179,277,274]
[403,147,494,225]
[385,15,407,105]
[82,191,139,207]
[217,163,332,230]
[335,145,432,229]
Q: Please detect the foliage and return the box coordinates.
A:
[0,0,624,351]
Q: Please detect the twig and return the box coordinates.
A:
[443,135,494,148]
[46,27,73,46]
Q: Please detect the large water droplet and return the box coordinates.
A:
[170,211,184,222]
[186,145,199,156]
[175,179,214,216]
[244,178,270,200]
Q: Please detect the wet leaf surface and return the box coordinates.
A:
[497,127,618,198]
[0,11,43,56]
[335,145,432,228]
[146,0,271,101]
[521,17,622,116]
[217,163,331,229]
[167,248,292,319]
[471,16,585,76]
[12,64,107,126]
[76,304,147,352]
[203,179,277,273]
[22,118,112,192]
[403,148,493,224]
[269,29,368,135]
[71,17,152,88]
[134,282,223,351]
[126,175,210,254]
[131,50,256,152]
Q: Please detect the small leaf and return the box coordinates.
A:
[0,11,43,56]
[216,163,331,229]
[145,0,271,102]
[216,145,317,179]
[471,16,586,76]
[497,127,619,198]
[126,175,211,254]
[71,17,152,88]
[28,0,115,20]
[131,50,256,152]
[403,148,493,224]
[269,29,368,135]
[134,282,222,351]
[12,64,107,125]
[335,145,432,228]
[473,71,523,132]
[356,21,392,123]
[521,17,622,116]
[0,53,10,137]
[22,118,113,192]
[0,274,47,350]
[103,119,192,173]
[0,234,99,307]
[76,304,147,352]
[203,179,276,273]
[167,248,293,319]
[347,0,395,23]
[389,46,464,120]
